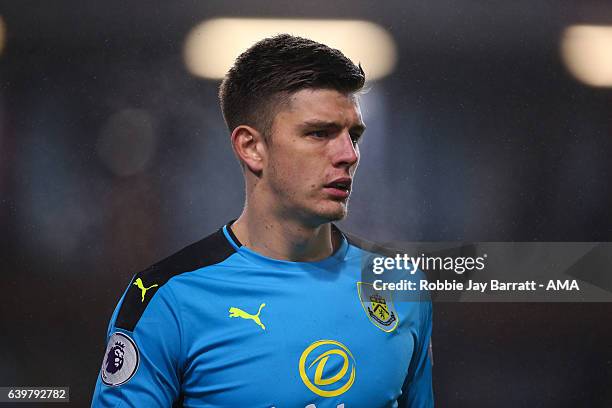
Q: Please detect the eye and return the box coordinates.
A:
[350,132,362,145]
[308,130,329,138]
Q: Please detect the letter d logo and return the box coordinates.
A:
[299,340,356,397]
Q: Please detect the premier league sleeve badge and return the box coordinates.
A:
[100,332,140,386]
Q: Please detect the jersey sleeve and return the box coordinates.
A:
[398,299,434,408]
[91,276,183,408]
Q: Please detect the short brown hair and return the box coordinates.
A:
[218,34,365,138]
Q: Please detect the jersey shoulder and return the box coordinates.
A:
[343,230,397,257]
[344,230,432,302]
[114,226,236,331]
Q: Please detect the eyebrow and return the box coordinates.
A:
[300,120,366,135]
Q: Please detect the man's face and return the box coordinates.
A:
[263,88,365,226]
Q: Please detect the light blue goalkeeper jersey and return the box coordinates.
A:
[91,223,433,408]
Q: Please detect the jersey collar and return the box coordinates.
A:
[222,221,349,269]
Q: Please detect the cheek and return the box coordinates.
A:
[265,141,326,196]
[267,157,320,198]
[269,155,295,180]
[269,149,313,181]
[267,156,301,195]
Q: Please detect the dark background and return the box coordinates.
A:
[1,1,611,407]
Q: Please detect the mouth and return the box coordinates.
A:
[324,178,352,199]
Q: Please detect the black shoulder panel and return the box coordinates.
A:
[343,231,398,257]
[115,227,236,332]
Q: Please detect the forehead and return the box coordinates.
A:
[276,88,363,128]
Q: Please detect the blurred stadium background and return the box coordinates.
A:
[1,1,611,406]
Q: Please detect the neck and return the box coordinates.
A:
[231,207,340,262]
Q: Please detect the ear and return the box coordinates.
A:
[230,125,266,174]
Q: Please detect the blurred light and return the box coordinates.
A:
[184,18,397,81]
[0,16,5,57]
[97,109,158,177]
[561,25,612,87]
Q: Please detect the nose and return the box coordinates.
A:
[332,131,359,168]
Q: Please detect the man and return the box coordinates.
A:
[92,34,433,407]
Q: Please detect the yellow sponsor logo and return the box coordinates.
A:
[299,340,355,397]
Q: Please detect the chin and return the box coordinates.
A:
[297,198,350,226]
[316,202,348,223]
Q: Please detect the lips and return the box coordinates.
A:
[325,177,352,191]
[324,177,352,199]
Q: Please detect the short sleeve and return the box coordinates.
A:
[91,278,183,408]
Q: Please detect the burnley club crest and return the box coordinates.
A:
[357,282,399,332]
